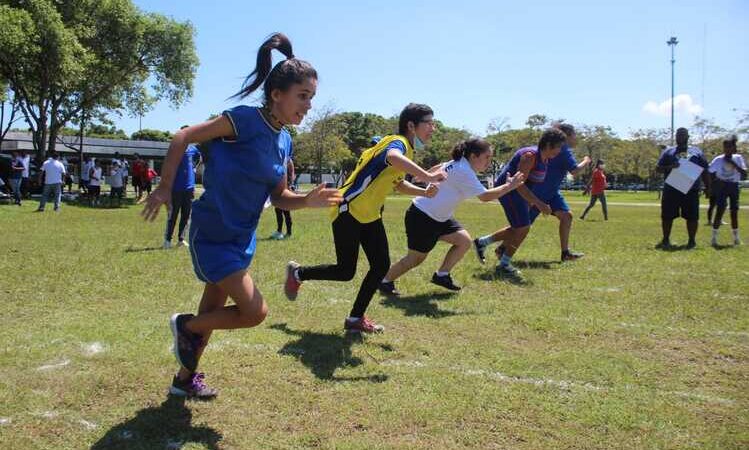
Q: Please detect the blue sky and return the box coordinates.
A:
[118,0,749,137]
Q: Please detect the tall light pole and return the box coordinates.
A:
[667,36,678,144]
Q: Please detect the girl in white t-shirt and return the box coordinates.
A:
[88,162,103,207]
[380,138,525,295]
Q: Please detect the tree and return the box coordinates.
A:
[131,129,172,142]
[293,104,353,184]
[525,114,550,130]
[0,0,199,160]
[0,84,23,148]
[335,111,393,154]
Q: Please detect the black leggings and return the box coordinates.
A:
[165,189,194,242]
[275,207,292,235]
[582,193,608,219]
[298,212,390,318]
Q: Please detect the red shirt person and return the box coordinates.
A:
[581,160,608,220]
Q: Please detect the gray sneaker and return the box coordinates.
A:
[169,313,201,372]
[494,264,526,284]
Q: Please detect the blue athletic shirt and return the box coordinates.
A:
[191,106,291,241]
[173,144,201,192]
[495,146,547,187]
[531,144,577,199]
[657,145,708,193]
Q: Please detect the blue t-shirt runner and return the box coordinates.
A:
[528,144,577,223]
[189,105,291,283]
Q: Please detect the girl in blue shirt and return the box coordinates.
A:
[142,33,342,398]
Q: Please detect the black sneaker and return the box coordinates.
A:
[169,372,218,399]
[685,240,697,249]
[655,240,672,250]
[473,238,487,264]
[169,313,200,372]
[561,250,584,261]
[379,281,401,297]
[430,273,461,291]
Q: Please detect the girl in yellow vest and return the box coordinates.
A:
[285,103,447,333]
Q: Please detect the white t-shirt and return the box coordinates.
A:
[21,155,30,178]
[81,160,93,181]
[709,154,747,183]
[41,158,66,184]
[412,157,486,222]
[89,167,103,186]
[109,168,124,188]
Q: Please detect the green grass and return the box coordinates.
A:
[1,193,747,449]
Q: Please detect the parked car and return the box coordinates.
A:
[0,153,43,195]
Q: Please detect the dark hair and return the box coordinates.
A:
[451,138,492,161]
[596,159,604,167]
[180,125,189,130]
[232,33,317,105]
[398,103,434,135]
[537,128,567,152]
[49,151,58,159]
[553,122,576,137]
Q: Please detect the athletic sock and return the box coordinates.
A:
[712,228,719,239]
[382,277,391,283]
[500,254,512,267]
[477,235,494,246]
[293,268,301,283]
[733,229,740,240]
[435,271,449,277]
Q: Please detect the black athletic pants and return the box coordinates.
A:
[298,211,390,318]
[275,207,292,235]
[165,189,194,242]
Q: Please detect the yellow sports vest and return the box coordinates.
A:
[331,135,413,223]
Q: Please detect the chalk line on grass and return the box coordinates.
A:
[36,359,70,371]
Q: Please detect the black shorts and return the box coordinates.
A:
[661,186,700,221]
[110,187,124,198]
[89,185,101,197]
[405,204,463,253]
[715,181,740,212]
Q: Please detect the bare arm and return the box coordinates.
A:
[142,116,234,221]
[569,155,592,176]
[477,173,525,202]
[270,174,342,210]
[386,150,445,183]
[394,179,436,197]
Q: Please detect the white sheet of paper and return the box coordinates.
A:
[665,158,704,194]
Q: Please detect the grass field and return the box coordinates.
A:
[0,191,747,449]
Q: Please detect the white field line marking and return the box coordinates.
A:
[82,342,105,356]
[36,359,70,371]
[79,419,97,430]
[618,322,749,338]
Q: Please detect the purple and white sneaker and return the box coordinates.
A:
[169,372,218,399]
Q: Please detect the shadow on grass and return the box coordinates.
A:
[653,243,697,252]
[270,323,390,382]
[512,260,561,269]
[380,292,460,318]
[124,246,164,253]
[711,244,737,251]
[472,270,532,286]
[90,395,222,450]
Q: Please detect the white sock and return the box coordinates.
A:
[478,235,494,246]
[346,316,360,322]
[293,268,301,283]
[436,271,449,277]
[733,229,740,239]
[382,277,391,283]
[712,228,719,239]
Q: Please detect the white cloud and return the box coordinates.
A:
[643,94,703,117]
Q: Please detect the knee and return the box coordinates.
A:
[338,267,357,281]
[239,301,268,328]
[561,211,573,223]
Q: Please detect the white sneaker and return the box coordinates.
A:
[177,240,189,248]
[163,240,172,249]
[270,231,284,240]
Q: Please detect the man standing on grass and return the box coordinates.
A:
[709,135,746,246]
[36,152,67,212]
[655,127,711,249]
